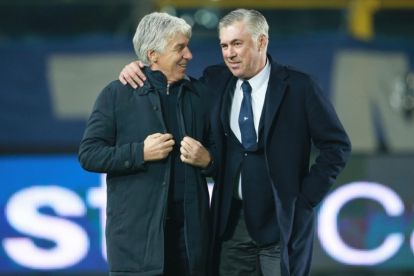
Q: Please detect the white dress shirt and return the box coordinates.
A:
[230,60,271,199]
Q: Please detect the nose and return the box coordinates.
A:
[223,45,235,59]
[183,47,192,60]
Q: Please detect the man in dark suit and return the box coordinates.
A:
[119,9,351,276]
[204,9,351,275]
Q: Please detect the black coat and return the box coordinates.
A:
[203,58,351,275]
[79,74,213,275]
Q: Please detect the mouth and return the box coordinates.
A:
[227,61,241,69]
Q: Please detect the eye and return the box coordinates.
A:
[175,44,186,52]
[234,41,242,47]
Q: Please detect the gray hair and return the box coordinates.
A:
[218,9,269,41]
[133,12,192,65]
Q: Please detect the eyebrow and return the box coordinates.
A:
[220,39,242,45]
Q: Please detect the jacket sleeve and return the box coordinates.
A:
[300,78,351,207]
[191,78,217,178]
[200,118,217,178]
[78,83,147,174]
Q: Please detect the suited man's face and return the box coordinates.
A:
[219,21,267,79]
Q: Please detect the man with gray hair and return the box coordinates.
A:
[79,12,213,275]
[119,9,350,276]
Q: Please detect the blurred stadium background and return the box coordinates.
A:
[1,0,414,275]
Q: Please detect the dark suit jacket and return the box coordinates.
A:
[203,56,351,275]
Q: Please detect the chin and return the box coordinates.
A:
[230,71,243,78]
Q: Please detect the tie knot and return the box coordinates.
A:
[241,80,252,95]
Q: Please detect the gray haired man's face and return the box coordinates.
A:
[150,33,193,84]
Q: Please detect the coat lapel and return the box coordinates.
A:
[220,78,237,134]
[263,63,288,145]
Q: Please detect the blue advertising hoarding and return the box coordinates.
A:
[0,155,107,273]
[1,154,414,274]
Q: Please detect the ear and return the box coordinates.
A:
[257,34,268,51]
[148,50,159,64]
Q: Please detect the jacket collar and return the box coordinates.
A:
[267,54,288,81]
[180,76,200,97]
[136,67,197,96]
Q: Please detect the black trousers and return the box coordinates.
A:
[219,199,281,276]
[164,202,190,276]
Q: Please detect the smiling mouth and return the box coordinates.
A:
[228,62,241,68]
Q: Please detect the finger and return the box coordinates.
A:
[182,136,195,144]
[132,75,144,87]
[180,142,192,154]
[163,139,175,147]
[180,139,192,151]
[126,66,144,87]
[123,67,142,88]
[148,133,163,139]
[180,153,192,164]
[124,74,138,89]
[130,61,146,82]
[152,132,163,137]
[180,154,187,163]
[119,72,127,85]
[180,145,190,155]
[183,136,202,148]
[137,60,145,69]
[159,133,174,141]
[182,139,203,156]
[133,63,147,81]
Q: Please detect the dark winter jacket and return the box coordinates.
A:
[79,69,213,276]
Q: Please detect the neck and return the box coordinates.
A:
[246,56,267,80]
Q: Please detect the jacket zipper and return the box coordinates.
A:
[177,84,191,269]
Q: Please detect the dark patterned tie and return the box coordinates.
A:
[239,81,257,150]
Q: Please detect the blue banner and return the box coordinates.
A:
[0,155,106,273]
[1,155,413,274]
